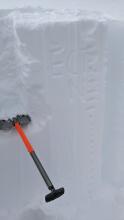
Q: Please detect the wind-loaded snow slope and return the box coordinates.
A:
[0,8,123,220]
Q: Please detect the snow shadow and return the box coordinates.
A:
[17,208,55,220]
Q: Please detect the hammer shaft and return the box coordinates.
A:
[15,122,54,190]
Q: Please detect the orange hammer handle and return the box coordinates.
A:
[14,122,55,192]
[15,122,34,153]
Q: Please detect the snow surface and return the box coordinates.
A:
[0,7,124,220]
[1,0,124,21]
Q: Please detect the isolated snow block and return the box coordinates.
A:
[0,9,108,219]
[14,10,107,201]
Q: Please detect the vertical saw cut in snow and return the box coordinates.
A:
[0,115,65,203]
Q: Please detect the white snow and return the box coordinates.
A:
[0,7,124,220]
[1,0,124,20]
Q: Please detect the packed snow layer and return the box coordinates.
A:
[0,8,124,220]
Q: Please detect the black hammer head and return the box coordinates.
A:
[45,187,65,202]
[0,114,31,131]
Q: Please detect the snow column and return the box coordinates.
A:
[0,11,108,215]
[15,13,107,204]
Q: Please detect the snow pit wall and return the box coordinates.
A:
[0,8,121,220]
